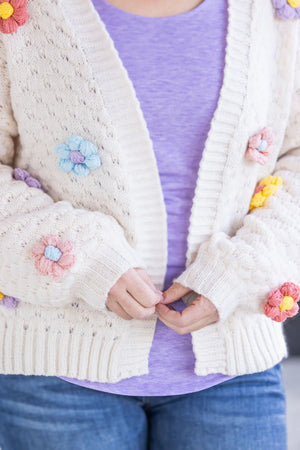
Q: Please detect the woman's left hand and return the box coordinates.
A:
[155,283,219,334]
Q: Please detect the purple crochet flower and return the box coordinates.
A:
[272,0,300,19]
[13,168,43,190]
[0,293,20,309]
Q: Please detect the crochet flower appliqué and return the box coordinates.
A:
[31,235,76,280]
[245,127,274,165]
[0,0,28,34]
[264,282,300,322]
[56,136,101,177]
[13,168,43,190]
[272,0,300,19]
[250,175,283,210]
[0,291,19,308]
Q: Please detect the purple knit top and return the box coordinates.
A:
[60,0,234,395]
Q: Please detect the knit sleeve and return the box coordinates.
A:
[174,29,300,324]
[0,37,145,311]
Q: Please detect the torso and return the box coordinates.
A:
[59,0,233,395]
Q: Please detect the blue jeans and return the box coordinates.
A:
[0,363,287,450]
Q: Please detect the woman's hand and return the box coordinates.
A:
[106,268,163,320]
[156,282,219,334]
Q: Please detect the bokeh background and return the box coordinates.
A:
[283,315,300,449]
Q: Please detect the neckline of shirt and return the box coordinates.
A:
[97,0,210,21]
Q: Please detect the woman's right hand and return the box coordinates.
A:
[106,268,163,320]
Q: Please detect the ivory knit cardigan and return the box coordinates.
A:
[0,0,299,383]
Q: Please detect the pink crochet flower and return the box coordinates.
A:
[264,282,300,322]
[0,1,28,34]
[245,127,274,165]
[31,235,76,280]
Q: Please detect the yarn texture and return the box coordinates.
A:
[0,0,299,382]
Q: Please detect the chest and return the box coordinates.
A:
[96,0,227,168]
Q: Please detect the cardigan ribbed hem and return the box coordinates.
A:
[191,313,288,376]
[0,311,157,383]
[0,309,287,381]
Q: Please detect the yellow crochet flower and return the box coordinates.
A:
[250,175,283,211]
[0,291,4,300]
[287,0,300,8]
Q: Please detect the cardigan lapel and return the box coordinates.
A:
[185,0,255,266]
[60,0,255,286]
[61,0,168,288]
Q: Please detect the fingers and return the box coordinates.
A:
[162,282,192,304]
[107,268,162,321]
[135,268,159,292]
[115,268,162,308]
[107,292,156,320]
[121,291,156,319]
[155,296,219,334]
[156,301,202,328]
[106,301,133,320]
[126,270,163,307]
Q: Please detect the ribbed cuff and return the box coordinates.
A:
[174,250,243,323]
[75,238,146,311]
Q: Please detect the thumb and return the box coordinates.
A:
[162,282,192,304]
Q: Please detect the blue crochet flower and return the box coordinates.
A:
[56,136,101,177]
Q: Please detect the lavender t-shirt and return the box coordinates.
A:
[60,0,234,395]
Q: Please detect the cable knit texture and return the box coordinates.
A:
[0,0,299,382]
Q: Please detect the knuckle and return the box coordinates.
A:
[105,298,113,308]
[133,310,145,320]
[134,308,154,320]
[148,293,162,307]
[181,318,189,328]
[120,273,129,283]
[148,307,156,316]
[176,327,186,335]
[123,315,132,321]
[121,268,134,282]
[144,298,156,308]
[108,285,119,297]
